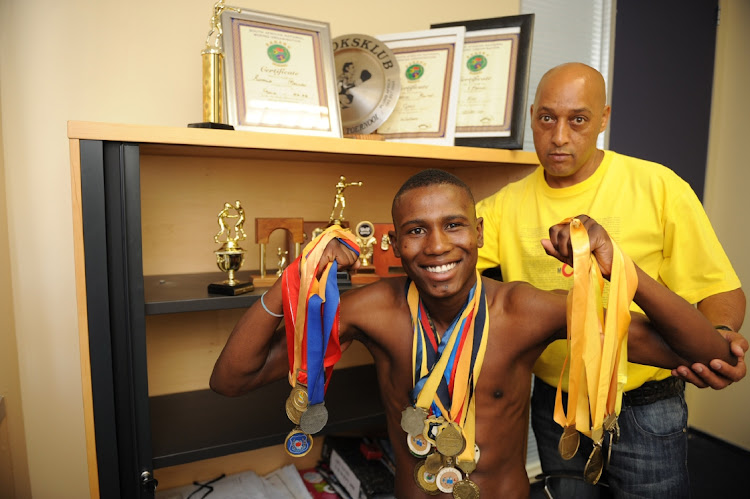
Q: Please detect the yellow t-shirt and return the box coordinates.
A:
[476,150,742,391]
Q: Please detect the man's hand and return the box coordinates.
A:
[317,238,361,278]
[672,329,748,389]
[541,215,613,278]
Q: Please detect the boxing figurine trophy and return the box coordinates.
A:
[254,217,305,287]
[208,200,254,295]
[188,0,239,130]
[328,175,363,226]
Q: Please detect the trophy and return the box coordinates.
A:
[254,218,305,287]
[209,200,254,295]
[329,176,363,225]
[350,220,379,285]
[188,0,239,130]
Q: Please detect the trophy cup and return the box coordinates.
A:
[254,218,305,287]
[350,220,379,285]
[328,176,363,226]
[208,200,254,295]
[188,0,239,130]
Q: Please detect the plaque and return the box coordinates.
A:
[208,201,254,295]
[332,34,401,136]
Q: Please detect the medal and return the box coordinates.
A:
[401,405,428,436]
[584,443,604,484]
[435,422,466,457]
[558,424,580,460]
[424,451,443,474]
[299,402,328,435]
[424,416,447,445]
[436,465,462,493]
[414,461,440,495]
[407,432,432,457]
[285,396,302,425]
[290,385,309,411]
[452,479,480,499]
[457,458,476,475]
[284,429,313,457]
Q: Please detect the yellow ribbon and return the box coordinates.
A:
[554,218,637,442]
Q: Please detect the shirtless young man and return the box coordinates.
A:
[210,169,734,498]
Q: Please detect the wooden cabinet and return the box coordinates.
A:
[68,121,538,498]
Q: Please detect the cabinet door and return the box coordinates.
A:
[80,140,155,498]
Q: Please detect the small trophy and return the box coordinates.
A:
[188,0,239,130]
[328,176,363,225]
[208,200,254,295]
[351,220,378,285]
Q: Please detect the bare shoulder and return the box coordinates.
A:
[339,277,410,337]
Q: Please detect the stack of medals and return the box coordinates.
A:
[553,218,637,484]
[400,272,488,498]
[280,225,360,457]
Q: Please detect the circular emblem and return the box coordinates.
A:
[267,44,291,64]
[332,34,401,135]
[285,429,313,457]
[355,220,375,239]
[407,432,432,456]
[436,466,462,493]
[467,54,487,72]
[405,64,425,80]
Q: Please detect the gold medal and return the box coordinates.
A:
[401,405,428,436]
[435,422,466,457]
[285,396,302,425]
[436,465,462,493]
[457,458,476,475]
[558,424,580,460]
[452,479,480,499]
[584,443,604,484]
[424,415,447,445]
[424,451,443,474]
[414,460,440,495]
[290,385,309,411]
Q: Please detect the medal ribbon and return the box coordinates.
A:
[553,218,637,440]
[281,225,360,406]
[408,271,489,463]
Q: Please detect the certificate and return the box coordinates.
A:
[375,27,465,145]
[222,10,342,137]
[456,30,519,136]
[432,14,534,149]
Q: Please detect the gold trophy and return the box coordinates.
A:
[350,220,380,285]
[208,200,254,295]
[189,0,239,130]
[328,176,363,225]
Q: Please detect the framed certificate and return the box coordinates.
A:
[432,14,534,149]
[374,27,466,146]
[221,9,343,137]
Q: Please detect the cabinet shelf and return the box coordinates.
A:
[150,364,384,469]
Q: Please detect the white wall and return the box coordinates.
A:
[686,0,750,451]
[0,1,519,497]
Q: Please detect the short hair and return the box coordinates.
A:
[392,168,475,216]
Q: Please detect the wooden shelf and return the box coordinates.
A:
[144,272,355,315]
[149,364,385,469]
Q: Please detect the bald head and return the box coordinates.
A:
[534,62,607,112]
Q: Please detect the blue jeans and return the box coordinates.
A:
[531,378,690,499]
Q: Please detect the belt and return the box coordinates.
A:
[622,377,685,407]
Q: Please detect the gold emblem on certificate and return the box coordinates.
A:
[332,34,401,135]
[209,201,254,295]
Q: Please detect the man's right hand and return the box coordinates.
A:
[317,238,361,278]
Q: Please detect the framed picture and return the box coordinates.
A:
[374,27,466,146]
[221,9,343,137]
[432,14,534,149]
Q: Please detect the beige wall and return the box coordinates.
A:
[686,0,750,451]
[0,1,519,497]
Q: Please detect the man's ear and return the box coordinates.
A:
[476,217,484,248]
[388,230,401,258]
[600,105,611,133]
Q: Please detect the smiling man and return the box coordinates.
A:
[211,169,735,498]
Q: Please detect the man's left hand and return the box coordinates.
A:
[672,330,748,389]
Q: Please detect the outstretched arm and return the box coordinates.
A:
[542,215,736,369]
[210,238,361,397]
